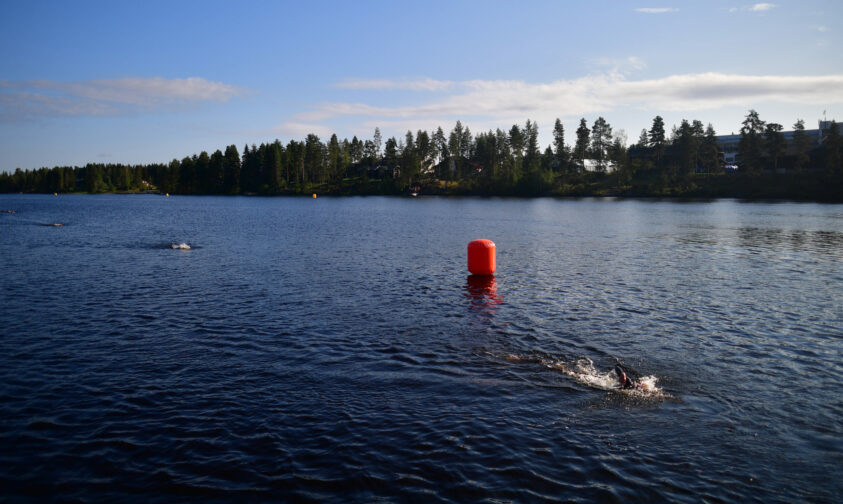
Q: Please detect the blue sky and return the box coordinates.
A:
[1,0,841,171]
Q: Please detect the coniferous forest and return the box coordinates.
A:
[2,111,842,201]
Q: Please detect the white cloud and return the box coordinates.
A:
[727,4,775,13]
[750,3,775,12]
[816,25,829,32]
[634,8,679,14]
[335,78,454,92]
[301,73,843,130]
[0,77,245,120]
[591,56,648,75]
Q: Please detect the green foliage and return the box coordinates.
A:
[573,118,590,172]
[700,124,720,174]
[552,118,569,172]
[792,120,810,173]
[3,111,840,202]
[739,109,765,174]
[590,117,612,173]
[764,123,786,172]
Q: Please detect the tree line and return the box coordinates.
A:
[2,110,841,199]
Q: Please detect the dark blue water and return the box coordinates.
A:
[1,194,841,502]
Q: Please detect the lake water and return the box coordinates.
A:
[1,194,841,502]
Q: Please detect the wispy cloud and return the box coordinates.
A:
[335,78,454,92]
[816,25,829,32]
[296,73,843,130]
[749,3,775,11]
[634,8,679,14]
[590,56,648,75]
[0,77,245,120]
[728,3,775,13]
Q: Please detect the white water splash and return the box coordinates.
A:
[504,354,666,398]
[555,357,664,397]
[170,242,191,250]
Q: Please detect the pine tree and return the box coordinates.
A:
[792,120,811,172]
[85,163,105,193]
[764,123,786,172]
[304,134,323,185]
[180,156,197,194]
[449,121,464,159]
[590,117,612,172]
[223,144,241,194]
[648,115,666,167]
[432,126,447,166]
[609,133,628,185]
[195,151,210,193]
[266,140,283,191]
[552,118,568,172]
[402,130,418,181]
[415,130,431,172]
[460,124,472,158]
[509,124,525,181]
[350,136,362,164]
[700,124,720,174]
[524,119,540,173]
[209,150,224,193]
[384,137,398,167]
[373,128,382,160]
[574,118,590,172]
[637,129,649,148]
[166,159,180,194]
[328,134,341,183]
[739,109,765,174]
[673,120,698,176]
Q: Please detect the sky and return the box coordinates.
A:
[1,0,842,171]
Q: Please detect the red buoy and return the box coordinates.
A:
[467,239,496,276]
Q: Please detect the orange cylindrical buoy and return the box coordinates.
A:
[312,193,317,198]
[467,239,496,276]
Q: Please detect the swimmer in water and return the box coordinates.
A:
[614,364,644,390]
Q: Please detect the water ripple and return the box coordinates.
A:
[1,195,841,502]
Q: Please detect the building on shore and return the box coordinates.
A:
[715,120,836,166]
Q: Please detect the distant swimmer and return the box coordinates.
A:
[614,364,648,391]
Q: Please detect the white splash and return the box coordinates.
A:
[170,242,191,250]
[554,358,664,397]
[504,353,665,398]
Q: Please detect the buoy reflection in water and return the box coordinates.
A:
[464,274,502,312]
